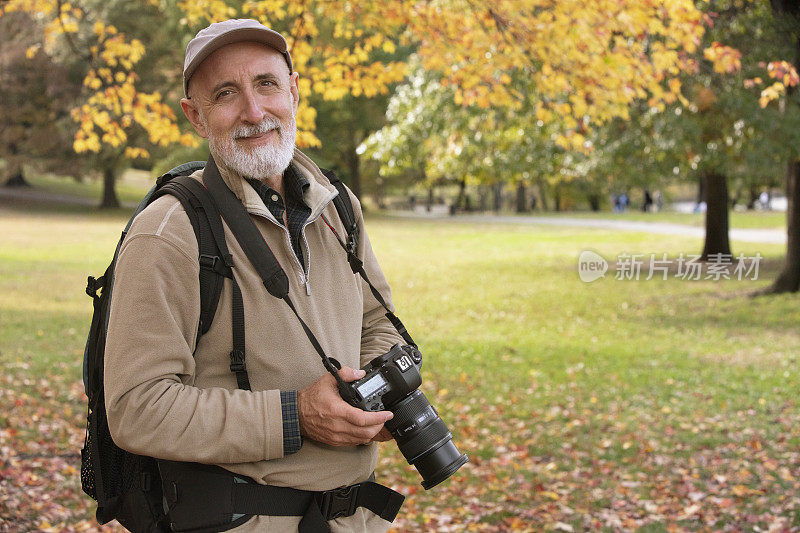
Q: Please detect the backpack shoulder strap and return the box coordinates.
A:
[151,175,233,340]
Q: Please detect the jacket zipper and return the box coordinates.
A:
[256,198,335,296]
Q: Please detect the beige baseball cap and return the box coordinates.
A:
[183,18,293,97]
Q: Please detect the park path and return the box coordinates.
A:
[395,210,787,245]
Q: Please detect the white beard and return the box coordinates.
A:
[205,114,296,180]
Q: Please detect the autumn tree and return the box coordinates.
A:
[1,0,196,207]
[362,66,566,212]
[0,11,86,187]
[8,0,712,208]
[174,0,411,200]
[759,0,800,293]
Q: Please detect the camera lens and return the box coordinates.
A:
[385,390,468,489]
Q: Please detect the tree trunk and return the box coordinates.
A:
[4,171,30,187]
[765,160,800,293]
[760,1,800,293]
[426,187,434,212]
[554,187,562,212]
[100,167,120,209]
[373,178,386,210]
[696,174,705,206]
[700,171,732,260]
[346,147,362,200]
[492,182,503,213]
[478,185,488,211]
[587,193,601,212]
[748,185,759,209]
[454,179,467,213]
[536,179,549,211]
[3,145,30,187]
[515,182,528,213]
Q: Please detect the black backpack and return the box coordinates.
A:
[80,161,360,531]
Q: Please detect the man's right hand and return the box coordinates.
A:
[298,366,393,446]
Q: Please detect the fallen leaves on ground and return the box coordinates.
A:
[2,364,800,531]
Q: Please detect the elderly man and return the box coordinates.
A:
[104,19,405,532]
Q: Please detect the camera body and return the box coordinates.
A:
[338,344,468,489]
[339,344,423,412]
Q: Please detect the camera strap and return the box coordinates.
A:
[320,212,417,349]
[202,156,351,386]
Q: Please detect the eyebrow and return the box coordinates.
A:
[209,73,283,96]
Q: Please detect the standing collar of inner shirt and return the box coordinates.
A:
[246,164,310,205]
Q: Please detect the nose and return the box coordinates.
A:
[239,89,266,125]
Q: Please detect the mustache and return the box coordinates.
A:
[233,117,282,139]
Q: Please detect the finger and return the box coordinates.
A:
[329,420,387,444]
[337,366,366,382]
[342,406,393,427]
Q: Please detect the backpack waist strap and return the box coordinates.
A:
[159,461,404,532]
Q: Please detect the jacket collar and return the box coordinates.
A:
[213,148,338,225]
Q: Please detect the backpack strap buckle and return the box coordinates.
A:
[316,483,360,520]
[345,228,358,256]
[200,254,233,277]
[229,350,246,374]
[86,275,104,299]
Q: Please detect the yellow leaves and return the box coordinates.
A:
[758,82,785,109]
[295,130,321,149]
[243,0,288,22]
[766,60,799,87]
[744,77,763,89]
[178,0,236,25]
[703,42,741,74]
[99,35,145,70]
[732,484,763,497]
[180,133,199,147]
[124,147,149,159]
[745,60,798,108]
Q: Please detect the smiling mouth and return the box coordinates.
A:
[237,129,278,141]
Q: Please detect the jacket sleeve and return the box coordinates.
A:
[104,201,286,464]
[347,191,407,366]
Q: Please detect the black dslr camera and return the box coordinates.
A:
[338,344,468,489]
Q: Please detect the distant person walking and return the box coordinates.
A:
[642,190,653,212]
[759,190,771,210]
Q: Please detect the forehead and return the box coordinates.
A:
[191,41,289,92]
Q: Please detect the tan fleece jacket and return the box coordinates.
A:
[104,149,404,532]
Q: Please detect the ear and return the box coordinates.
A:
[290,72,300,116]
[180,98,208,139]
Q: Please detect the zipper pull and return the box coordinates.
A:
[305,278,311,296]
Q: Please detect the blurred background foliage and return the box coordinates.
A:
[2,0,800,290]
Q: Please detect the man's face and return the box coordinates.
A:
[181,41,299,180]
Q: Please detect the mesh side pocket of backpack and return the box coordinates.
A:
[81,394,126,506]
[81,406,97,499]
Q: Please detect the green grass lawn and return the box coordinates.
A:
[24,171,156,207]
[1,200,798,531]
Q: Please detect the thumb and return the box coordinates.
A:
[338,366,366,382]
